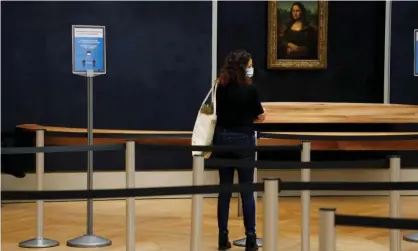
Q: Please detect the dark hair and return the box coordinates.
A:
[289,2,308,26]
[218,50,252,86]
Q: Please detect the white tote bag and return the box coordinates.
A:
[191,83,218,156]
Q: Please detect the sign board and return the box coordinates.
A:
[415,29,418,76]
[72,25,106,76]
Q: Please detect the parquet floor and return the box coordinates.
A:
[2,197,418,251]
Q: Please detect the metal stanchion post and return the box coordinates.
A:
[190,155,204,251]
[400,155,418,243]
[301,141,311,251]
[401,153,418,243]
[233,131,263,247]
[319,208,336,251]
[263,178,279,251]
[67,70,112,248]
[387,156,401,251]
[126,141,136,251]
[19,130,60,248]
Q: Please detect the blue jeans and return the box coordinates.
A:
[212,128,256,234]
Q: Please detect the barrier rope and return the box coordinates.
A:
[2,182,263,201]
[206,158,390,169]
[1,144,125,154]
[3,181,418,201]
[281,181,418,191]
[0,145,398,170]
[1,143,300,155]
[335,214,418,230]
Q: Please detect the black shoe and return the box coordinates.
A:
[245,232,258,251]
[218,230,232,250]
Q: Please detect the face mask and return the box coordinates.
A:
[246,67,254,78]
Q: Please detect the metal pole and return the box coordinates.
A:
[262,178,279,251]
[190,155,204,251]
[301,141,311,251]
[253,131,262,246]
[210,0,218,92]
[126,141,136,251]
[401,151,418,243]
[67,70,111,247]
[233,131,262,247]
[87,74,94,235]
[319,208,336,251]
[388,156,401,251]
[402,157,418,242]
[36,130,46,240]
[18,130,59,248]
[383,0,392,104]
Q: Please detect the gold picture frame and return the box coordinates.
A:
[267,1,328,69]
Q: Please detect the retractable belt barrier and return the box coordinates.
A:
[1,143,301,155]
[319,209,418,251]
[2,130,418,251]
[3,180,418,201]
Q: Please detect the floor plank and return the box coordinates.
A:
[2,197,418,251]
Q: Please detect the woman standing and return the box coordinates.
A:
[213,50,266,251]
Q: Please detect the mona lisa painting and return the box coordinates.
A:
[267,1,328,69]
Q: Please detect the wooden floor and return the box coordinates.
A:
[3,197,418,251]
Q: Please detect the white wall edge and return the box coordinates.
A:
[3,169,418,197]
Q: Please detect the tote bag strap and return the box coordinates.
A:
[200,81,218,114]
[200,87,212,108]
[212,82,218,114]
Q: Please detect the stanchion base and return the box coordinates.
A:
[232,237,263,247]
[403,233,418,243]
[66,234,112,248]
[18,238,60,248]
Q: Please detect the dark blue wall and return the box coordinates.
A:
[1,1,212,131]
[218,1,385,103]
[1,1,212,171]
[390,1,418,105]
[2,1,416,172]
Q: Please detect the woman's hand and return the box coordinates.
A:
[287,43,300,54]
[287,43,298,49]
[258,108,267,121]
